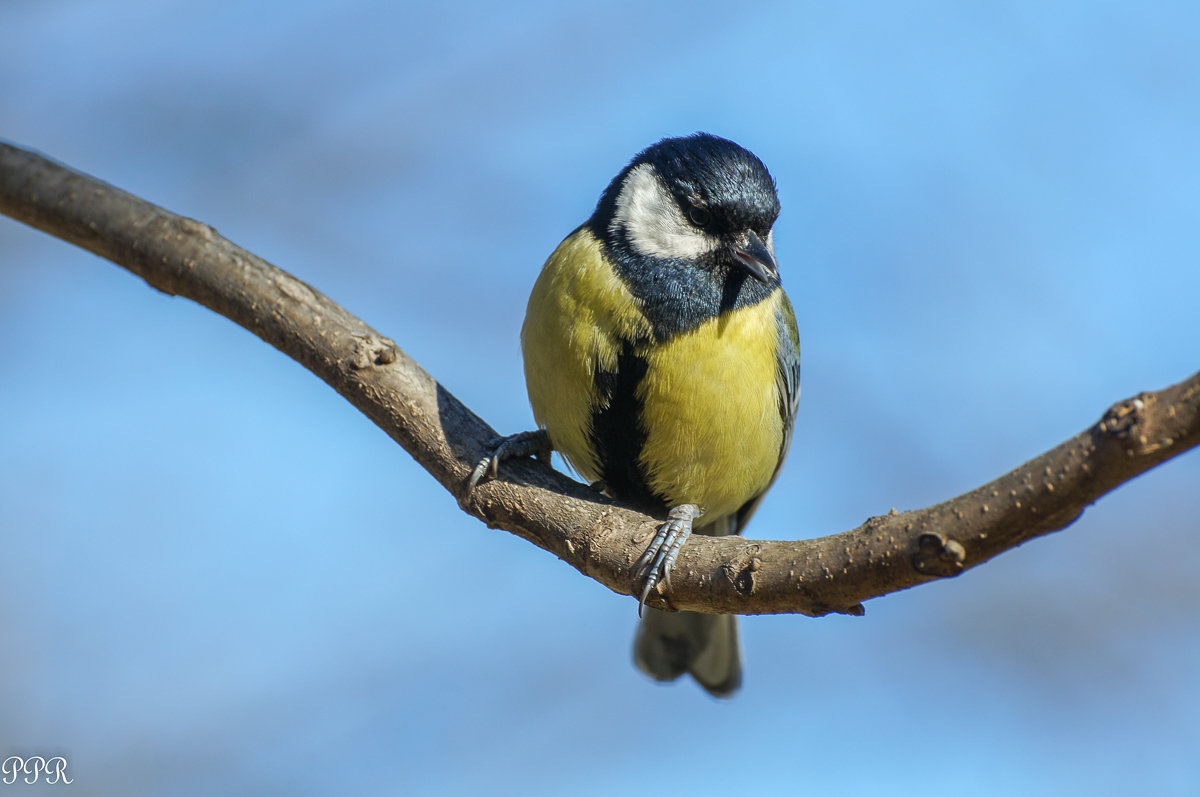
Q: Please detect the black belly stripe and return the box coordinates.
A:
[589,341,666,513]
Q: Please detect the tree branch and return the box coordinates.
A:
[3,140,1198,617]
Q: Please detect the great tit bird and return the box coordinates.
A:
[471,133,799,696]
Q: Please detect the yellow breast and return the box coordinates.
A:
[635,302,784,520]
[522,229,652,482]
[521,227,785,526]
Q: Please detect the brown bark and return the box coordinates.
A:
[3,141,1198,617]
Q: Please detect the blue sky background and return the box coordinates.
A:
[2,1,1199,794]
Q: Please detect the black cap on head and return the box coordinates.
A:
[594,133,780,238]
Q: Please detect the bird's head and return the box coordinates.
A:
[594,133,781,285]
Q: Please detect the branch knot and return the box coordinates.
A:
[912,532,967,577]
[349,334,399,369]
[1099,396,1146,439]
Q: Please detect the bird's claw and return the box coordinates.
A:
[634,503,701,616]
[465,429,551,495]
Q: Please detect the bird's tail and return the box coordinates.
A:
[633,608,741,697]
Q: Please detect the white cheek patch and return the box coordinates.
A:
[611,164,720,261]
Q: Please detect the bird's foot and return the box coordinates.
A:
[465,429,551,495]
[634,503,701,615]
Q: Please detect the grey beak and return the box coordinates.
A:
[732,230,778,283]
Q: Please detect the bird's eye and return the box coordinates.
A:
[687,206,711,228]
